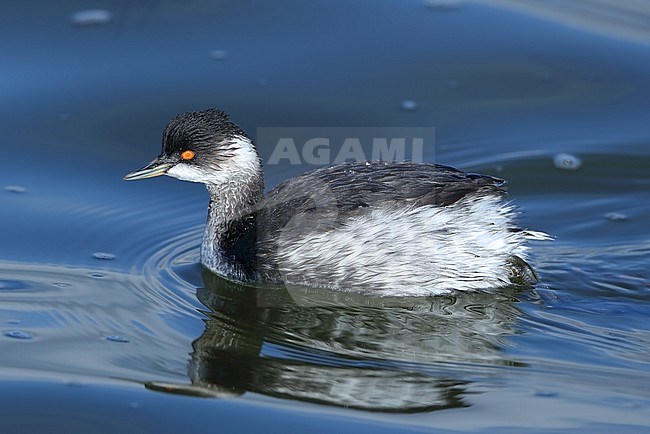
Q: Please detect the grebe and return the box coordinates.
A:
[124,108,547,296]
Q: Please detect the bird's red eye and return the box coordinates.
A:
[181,150,195,160]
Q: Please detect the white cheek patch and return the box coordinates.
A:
[166,163,209,183]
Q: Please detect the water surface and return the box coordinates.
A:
[1,1,650,432]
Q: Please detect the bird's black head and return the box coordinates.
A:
[124,108,261,185]
[161,108,248,160]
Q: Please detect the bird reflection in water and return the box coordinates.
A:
[146,270,529,412]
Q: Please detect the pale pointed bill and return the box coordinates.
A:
[123,159,174,180]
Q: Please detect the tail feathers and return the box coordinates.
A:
[522,230,553,241]
[508,227,553,241]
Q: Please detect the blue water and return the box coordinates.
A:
[2,1,650,432]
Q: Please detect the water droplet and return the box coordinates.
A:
[4,330,33,340]
[90,272,106,278]
[93,252,116,260]
[605,212,628,222]
[105,335,129,343]
[210,50,227,60]
[0,279,27,290]
[534,390,558,398]
[71,9,113,26]
[423,0,461,10]
[53,282,71,288]
[400,100,418,111]
[5,185,26,194]
[553,153,582,171]
[539,72,553,82]
[446,80,459,89]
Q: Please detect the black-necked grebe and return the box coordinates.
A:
[124,108,548,296]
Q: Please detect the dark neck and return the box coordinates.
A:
[200,173,264,279]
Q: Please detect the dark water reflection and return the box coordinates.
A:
[150,271,529,412]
